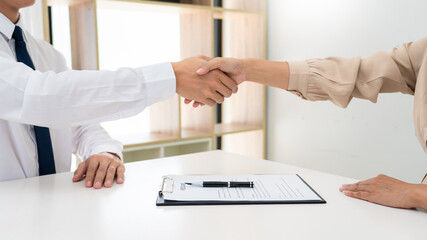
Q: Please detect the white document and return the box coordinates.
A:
[161,174,323,202]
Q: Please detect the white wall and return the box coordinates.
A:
[20,0,44,40]
[267,0,427,183]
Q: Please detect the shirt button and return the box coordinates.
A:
[114,114,119,119]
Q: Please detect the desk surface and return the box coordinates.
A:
[0,150,426,240]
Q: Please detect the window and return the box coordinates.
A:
[97,7,181,144]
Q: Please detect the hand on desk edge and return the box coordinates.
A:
[340,174,427,210]
[72,152,125,189]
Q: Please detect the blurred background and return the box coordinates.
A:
[22,0,427,183]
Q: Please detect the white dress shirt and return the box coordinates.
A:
[0,13,176,181]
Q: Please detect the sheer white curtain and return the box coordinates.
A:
[20,0,44,40]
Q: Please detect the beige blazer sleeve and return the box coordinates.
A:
[288,37,427,182]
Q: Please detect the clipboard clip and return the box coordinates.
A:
[159,176,174,196]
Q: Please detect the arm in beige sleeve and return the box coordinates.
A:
[241,38,427,153]
[286,39,427,108]
[287,38,427,154]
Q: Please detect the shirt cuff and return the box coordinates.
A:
[288,61,310,98]
[140,62,176,106]
[88,144,124,162]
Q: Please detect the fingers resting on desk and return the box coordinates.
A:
[339,174,417,209]
[72,152,125,189]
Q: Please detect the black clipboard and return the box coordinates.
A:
[156,174,326,206]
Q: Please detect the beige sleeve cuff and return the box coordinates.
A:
[288,61,310,98]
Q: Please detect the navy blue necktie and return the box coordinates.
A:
[13,26,56,175]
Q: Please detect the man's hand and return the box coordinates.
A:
[339,174,417,209]
[72,152,125,189]
[172,56,238,107]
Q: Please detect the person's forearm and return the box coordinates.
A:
[243,58,289,90]
[410,184,427,210]
[0,55,175,128]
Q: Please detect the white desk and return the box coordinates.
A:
[0,150,426,240]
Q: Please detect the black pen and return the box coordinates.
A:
[185,181,254,188]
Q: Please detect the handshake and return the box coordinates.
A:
[171,55,246,108]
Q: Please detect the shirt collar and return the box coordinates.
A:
[0,12,25,41]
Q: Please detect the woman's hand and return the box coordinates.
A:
[183,57,246,108]
[196,57,248,85]
[185,57,290,108]
[173,56,238,107]
[339,174,418,209]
